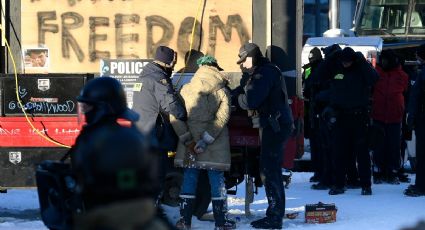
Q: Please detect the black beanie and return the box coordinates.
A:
[417,43,425,60]
[155,46,175,65]
[321,44,342,59]
[308,47,323,63]
[341,47,357,63]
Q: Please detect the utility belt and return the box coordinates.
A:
[248,110,282,133]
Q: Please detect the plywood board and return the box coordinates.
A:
[21,0,252,73]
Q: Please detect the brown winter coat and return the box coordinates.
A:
[171,65,231,171]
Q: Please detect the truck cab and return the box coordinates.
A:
[354,0,425,61]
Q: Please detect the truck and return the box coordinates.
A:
[0,0,304,218]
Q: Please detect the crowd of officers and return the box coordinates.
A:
[303,43,425,198]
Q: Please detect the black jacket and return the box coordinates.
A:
[71,118,159,209]
[309,50,343,110]
[133,62,187,151]
[243,58,293,128]
[303,60,324,113]
[329,54,379,111]
[408,65,425,120]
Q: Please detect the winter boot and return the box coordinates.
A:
[311,182,330,190]
[397,171,411,183]
[386,171,400,185]
[361,186,372,195]
[404,186,425,197]
[176,195,195,230]
[251,216,282,229]
[212,198,236,230]
[328,186,345,195]
[373,171,384,184]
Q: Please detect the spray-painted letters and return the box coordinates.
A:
[22,0,252,72]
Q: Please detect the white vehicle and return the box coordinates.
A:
[302,36,383,68]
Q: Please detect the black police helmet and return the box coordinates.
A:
[77,77,139,124]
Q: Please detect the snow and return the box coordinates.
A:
[1,173,424,230]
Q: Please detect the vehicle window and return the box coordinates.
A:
[410,2,425,34]
[357,0,409,35]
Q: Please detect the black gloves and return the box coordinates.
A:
[321,106,337,130]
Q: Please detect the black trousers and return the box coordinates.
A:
[318,117,334,186]
[259,124,291,219]
[415,118,425,191]
[309,116,322,178]
[332,113,371,188]
[372,120,402,176]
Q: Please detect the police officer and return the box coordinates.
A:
[305,44,342,191]
[405,43,425,197]
[45,77,167,230]
[303,47,327,186]
[132,46,187,197]
[327,47,378,196]
[317,44,361,190]
[237,43,293,229]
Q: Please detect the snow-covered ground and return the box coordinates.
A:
[1,172,424,230]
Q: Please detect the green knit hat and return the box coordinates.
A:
[196,55,218,66]
[196,55,223,70]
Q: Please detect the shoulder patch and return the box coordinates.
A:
[334,74,344,80]
[160,79,169,85]
[133,83,143,92]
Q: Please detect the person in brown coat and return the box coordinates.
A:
[170,55,235,230]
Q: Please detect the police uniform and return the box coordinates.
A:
[328,48,378,195]
[132,47,187,195]
[133,61,187,142]
[237,43,293,229]
[305,45,342,191]
[406,44,425,196]
[304,47,333,188]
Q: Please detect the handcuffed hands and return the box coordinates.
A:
[186,141,197,154]
[194,139,208,154]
